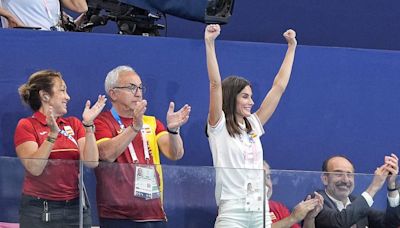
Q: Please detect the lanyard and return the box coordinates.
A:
[241,131,260,169]
[110,108,150,163]
[59,129,78,146]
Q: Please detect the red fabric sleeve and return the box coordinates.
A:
[94,113,114,140]
[155,118,166,135]
[69,117,85,140]
[14,118,37,147]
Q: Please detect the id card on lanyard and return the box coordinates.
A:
[110,108,160,199]
[134,165,160,200]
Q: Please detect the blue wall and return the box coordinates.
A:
[1,29,400,174]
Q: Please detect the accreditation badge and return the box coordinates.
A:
[244,179,263,212]
[134,165,160,200]
[64,126,75,136]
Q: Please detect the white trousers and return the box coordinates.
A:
[214,199,272,228]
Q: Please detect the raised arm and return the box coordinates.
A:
[61,0,88,13]
[77,95,106,168]
[158,102,191,160]
[255,29,297,125]
[205,24,223,126]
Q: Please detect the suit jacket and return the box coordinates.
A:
[314,190,400,228]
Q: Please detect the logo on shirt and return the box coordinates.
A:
[39,131,48,136]
[64,126,75,136]
[249,132,257,139]
[142,124,152,134]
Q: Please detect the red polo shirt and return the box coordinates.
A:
[94,111,167,221]
[14,111,85,200]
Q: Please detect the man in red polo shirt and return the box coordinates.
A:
[94,65,191,228]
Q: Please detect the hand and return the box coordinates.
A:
[283,29,297,46]
[166,102,191,131]
[384,153,399,186]
[291,197,319,223]
[82,95,107,124]
[62,11,73,23]
[205,24,221,42]
[132,100,147,130]
[7,15,24,27]
[366,164,389,197]
[46,106,60,135]
[74,13,86,27]
[305,192,324,219]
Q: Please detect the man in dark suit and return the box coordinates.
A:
[315,154,400,228]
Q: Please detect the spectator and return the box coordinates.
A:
[0,0,87,30]
[204,23,297,228]
[94,65,191,228]
[264,161,323,228]
[314,154,400,227]
[14,69,106,227]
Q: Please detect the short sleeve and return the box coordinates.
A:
[248,114,265,137]
[14,118,37,147]
[69,117,85,140]
[207,111,226,135]
[155,118,166,136]
[94,114,114,141]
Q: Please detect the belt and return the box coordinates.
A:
[22,194,79,206]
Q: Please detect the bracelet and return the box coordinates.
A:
[46,135,57,143]
[167,127,179,135]
[82,121,94,127]
[387,186,399,192]
[130,124,141,133]
[82,122,95,132]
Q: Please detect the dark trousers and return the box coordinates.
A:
[99,218,166,228]
[19,194,91,228]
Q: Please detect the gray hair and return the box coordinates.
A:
[104,65,137,95]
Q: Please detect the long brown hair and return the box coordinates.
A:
[222,76,253,137]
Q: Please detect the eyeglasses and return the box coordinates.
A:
[113,84,146,94]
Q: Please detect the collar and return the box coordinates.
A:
[32,111,67,126]
[325,190,351,211]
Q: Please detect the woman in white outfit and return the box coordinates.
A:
[204,24,313,228]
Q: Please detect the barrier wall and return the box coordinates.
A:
[0,157,391,227]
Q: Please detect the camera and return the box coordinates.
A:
[77,0,234,36]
